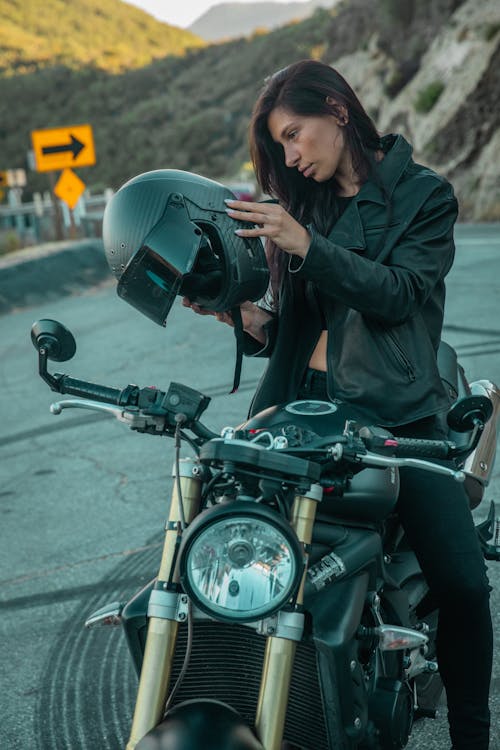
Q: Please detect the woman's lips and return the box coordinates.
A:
[303,164,314,178]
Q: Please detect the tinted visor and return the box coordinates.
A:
[117,197,203,326]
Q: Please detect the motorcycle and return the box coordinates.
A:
[31,318,500,750]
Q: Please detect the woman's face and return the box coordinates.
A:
[267,106,347,183]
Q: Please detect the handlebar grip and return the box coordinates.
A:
[57,375,123,404]
[386,437,452,459]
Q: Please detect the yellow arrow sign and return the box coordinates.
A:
[31,124,96,172]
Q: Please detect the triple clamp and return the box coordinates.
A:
[147,588,190,622]
[257,610,305,641]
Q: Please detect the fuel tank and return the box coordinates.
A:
[239,399,372,438]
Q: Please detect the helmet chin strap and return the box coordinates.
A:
[230,306,244,393]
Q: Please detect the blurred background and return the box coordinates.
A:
[0,0,499,251]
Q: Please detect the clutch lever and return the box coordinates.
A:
[357,449,466,482]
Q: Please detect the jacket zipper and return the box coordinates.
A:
[385,329,417,382]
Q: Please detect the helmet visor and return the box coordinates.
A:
[117,197,203,326]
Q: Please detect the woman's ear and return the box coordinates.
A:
[326,96,349,126]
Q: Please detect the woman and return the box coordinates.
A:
[184,59,492,749]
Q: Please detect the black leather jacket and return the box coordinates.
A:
[244,135,459,426]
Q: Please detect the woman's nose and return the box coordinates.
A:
[284,144,300,168]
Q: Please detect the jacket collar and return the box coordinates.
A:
[327,134,413,250]
[359,134,413,203]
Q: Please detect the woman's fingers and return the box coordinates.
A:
[182,297,234,326]
[215,311,234,327]
[181,297,215,316]
[224,199,264,213]
[226,209,269,224]
[225,199,310,257]
[225,199,276,225]
[225,200,282,238]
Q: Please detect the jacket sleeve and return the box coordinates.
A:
[288,180,458,325]
[242,314,278,358]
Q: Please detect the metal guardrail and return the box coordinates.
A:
[0,190,113,245]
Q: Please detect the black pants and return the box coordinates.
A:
[298,369,493,749]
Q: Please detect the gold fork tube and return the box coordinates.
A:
[158,468,201,581]
[126,461,201,750]
[290,492,320,606]
[126,617,180,750]
[255,485,322,750]
[255,637,297,750]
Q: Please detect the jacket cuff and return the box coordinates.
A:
[288,223,316,275]
[242,315,278,358]
[288,223,345,283]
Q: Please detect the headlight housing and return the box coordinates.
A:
[179,501,304,623]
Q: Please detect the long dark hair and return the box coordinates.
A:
[249,59,382,305]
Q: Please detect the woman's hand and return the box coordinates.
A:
[182,298,272,344]
[182,297,234,326]
[225,199,311,258]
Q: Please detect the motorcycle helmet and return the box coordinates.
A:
[102,169,269,327]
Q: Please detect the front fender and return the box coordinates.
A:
[135,700,264,750]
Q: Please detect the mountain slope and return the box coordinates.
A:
[0,0,204,74]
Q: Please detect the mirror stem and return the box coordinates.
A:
[38,347,63,392]
[449,421,482,458]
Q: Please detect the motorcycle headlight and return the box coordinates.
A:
[179,501,304,623]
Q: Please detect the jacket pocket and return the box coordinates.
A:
[381,327,417,382]
[364,221,401,233]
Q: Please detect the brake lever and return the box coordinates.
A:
[50,398,167,432]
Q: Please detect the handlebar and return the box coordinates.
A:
[47,390,465,481]
[372,436,453,460]
[55,374,124,405]
[32,320,477,479]
[356,425,456,460]
[42,368,463,478]
[49,371,216,439]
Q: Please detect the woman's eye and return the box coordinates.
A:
[287,131,297,140]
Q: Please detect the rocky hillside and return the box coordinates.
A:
[336,0,500,220]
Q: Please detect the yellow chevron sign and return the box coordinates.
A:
[31,124,96,172]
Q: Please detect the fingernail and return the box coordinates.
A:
[225,208,234,214]
[234,229,243,235]
[224,198,235,205]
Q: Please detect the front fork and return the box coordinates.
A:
[126,458,202,750]
[255,483,322,750]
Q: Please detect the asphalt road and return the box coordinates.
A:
[0,223,499,750]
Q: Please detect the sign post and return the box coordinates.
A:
[30,124,96,239]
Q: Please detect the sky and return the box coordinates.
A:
[123,0,296,29]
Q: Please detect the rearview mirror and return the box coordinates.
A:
[447,395,493,433]
[30,319,76,362]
